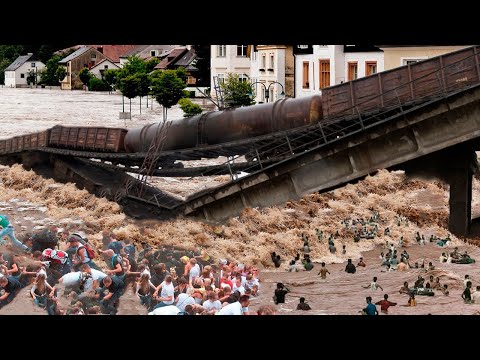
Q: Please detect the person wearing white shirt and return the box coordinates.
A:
[148,305,181,315]
[231,278,245,295]
[217,295,250,315]
[174,292,196,311]
[80,264,107,291]
[203,292,222,313]
[472,286,480,303]
[153,275,175,309]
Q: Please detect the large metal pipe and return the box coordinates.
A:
[124,95,323,153]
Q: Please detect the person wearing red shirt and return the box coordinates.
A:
[375,294,397,314]
[219,272,233,290]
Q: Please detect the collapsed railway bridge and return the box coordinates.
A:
[2,46,480,236]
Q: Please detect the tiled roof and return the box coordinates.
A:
[94,45,137,63]
[175,48,197,67]
[5,54,38,71]
[89,58,120,71]
[58,46,92,64]
[154,47,188,69]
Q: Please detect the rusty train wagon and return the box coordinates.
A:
[48,126,128,152]
[321,45,480,120]
[0,130,50,155]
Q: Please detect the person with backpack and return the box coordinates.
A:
[102,249,126,283]
[0,215,30,252]
[68,235,100,271]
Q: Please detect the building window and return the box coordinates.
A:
[238,74,249,83]
[31,63,36,67]
[217,45,226,57]
[259,83,265,102]
[104,65,109,69]
[20,73,25,78]
[365,61,377,76]
[303,62,309,89]
[260,54,266,70]
[187,75,196,85]
[151,50,156,57]
[216,73,225,84]
[237,45,247,57]
[403,59,423,65]
[348,62,358,81]
[319,60,330,89]
[269,54,274,71]
[91,54,96,59]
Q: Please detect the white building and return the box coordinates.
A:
[249,45,294,104]
[294,45,384,98]
[210,45,251,89]
[4,53,45,88]
[89,58,120,79]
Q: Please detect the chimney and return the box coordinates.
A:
[97,46,103,54]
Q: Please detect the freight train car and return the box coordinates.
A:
[0,130,50,155]
[48,126,127,152]
[321,45,480,120]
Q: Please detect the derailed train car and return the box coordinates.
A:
[1,45,480,157]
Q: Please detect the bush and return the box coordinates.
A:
[179,98,203,117]
[88,77,110,91]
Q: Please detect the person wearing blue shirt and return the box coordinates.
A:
[363,296,378,315]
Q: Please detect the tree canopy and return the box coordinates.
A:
[221,73,255,108]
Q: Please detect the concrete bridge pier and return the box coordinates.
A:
[447,156,473,236]
[437,144,478,237]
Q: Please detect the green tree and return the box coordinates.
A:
[39,55,62,85]
[26,70,37,85]
[88,77,110,91]
[79,67,92,89]
[56,66,67,83]
[145,57,160,72]
[121,55,146,76]
[179,98,203,117]
[0,45,23,85]
[118,75,140,118]
[102,69,118,93]
[150,69,187,121]
[175,67,187,83]
[221,73,255,108]
[135,72,150,114]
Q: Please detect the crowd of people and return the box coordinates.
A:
[0,214,270,315]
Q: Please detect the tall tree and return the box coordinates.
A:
[150,69,187,121]
[118,75,140,119]
[221,73,255,108]
[79,67,92,90]
[102,69,118,93]
[136,72,150,114]
[145,57,159,72]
